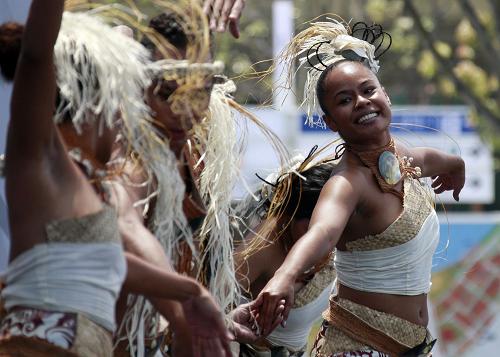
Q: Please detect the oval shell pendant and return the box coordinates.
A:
[378,151,402,185]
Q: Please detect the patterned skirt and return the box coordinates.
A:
[0,307,112,357]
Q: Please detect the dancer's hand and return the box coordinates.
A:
[171,325,193,357]
[230,299,286,343]
[182,287,233,357]
[253,272,294,336]
[431,157,465,201]
[230,303,259,343]
[203,0,246,38]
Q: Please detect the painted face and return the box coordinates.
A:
[321,61,392,145]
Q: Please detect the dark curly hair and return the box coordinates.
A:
[142,12,189,52]
[0,22,24,81]
[286,161,335,220]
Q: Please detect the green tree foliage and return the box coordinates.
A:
[215,0,500,157]
[92,1,500,157]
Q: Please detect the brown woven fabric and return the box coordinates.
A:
[346,179,433,251]
[0,335,78,357]
[71,314,113,357]
[45,206,120,244]
[322,297,411,356]
[314,298,426,355]
[294,262,335,308]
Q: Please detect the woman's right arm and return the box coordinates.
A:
[255,173,361,335]
[123,253,202,301]
[6,0,64,166]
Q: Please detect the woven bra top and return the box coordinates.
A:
[1,206,126,332]
[334,178,440,295]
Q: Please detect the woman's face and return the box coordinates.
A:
[321,61,392,145]
[147,76,214,154]
[147,46,214,155]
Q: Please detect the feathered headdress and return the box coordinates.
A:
[236,140,342,264]
[278,17,391,127]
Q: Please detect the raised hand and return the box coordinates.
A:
[203,0,246,38]
[431,158,465,201]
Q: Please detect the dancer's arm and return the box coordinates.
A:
[255,172,361,335]
[123,252,201,300]
[6,0,64,163]
[410,147,465,201]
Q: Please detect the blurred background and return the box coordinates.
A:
[1,1,499,355]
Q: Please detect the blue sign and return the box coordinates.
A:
[300,106,475,134]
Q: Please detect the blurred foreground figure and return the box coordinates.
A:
[0,2,232,356]
[0,1,151,355]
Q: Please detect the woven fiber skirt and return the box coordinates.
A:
[313,298,430,357]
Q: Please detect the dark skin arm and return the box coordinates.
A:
[254,172,361,335]
[109,179,231,357]
[6,0,64,162]
[234,218,280,294]
[123,252,201,301]
[409,147,465,201]
[5,0,104,259]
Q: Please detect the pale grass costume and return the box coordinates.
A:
[113,3,287,354]
[0,5,157,356]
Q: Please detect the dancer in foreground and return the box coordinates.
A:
[0,1,142,355]
[235,153,336,356]
[254,19,465,357]
[0,2,231,356]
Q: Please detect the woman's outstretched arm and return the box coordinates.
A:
[254,172,361,335]
[410,147,465,201]
[6,0,64,165]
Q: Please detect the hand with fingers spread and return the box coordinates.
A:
[203,0,246,38]
[253,271,295,336]
[430,157,465,202]
[182,287,233,357]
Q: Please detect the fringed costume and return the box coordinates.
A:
[0,3,160,355]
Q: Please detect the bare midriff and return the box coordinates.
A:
[338,283,428,326]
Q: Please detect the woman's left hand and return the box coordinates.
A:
[431,157,465,201]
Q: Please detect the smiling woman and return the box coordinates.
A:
[252,18,465,357]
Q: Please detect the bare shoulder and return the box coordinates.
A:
[324,164,369,196]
